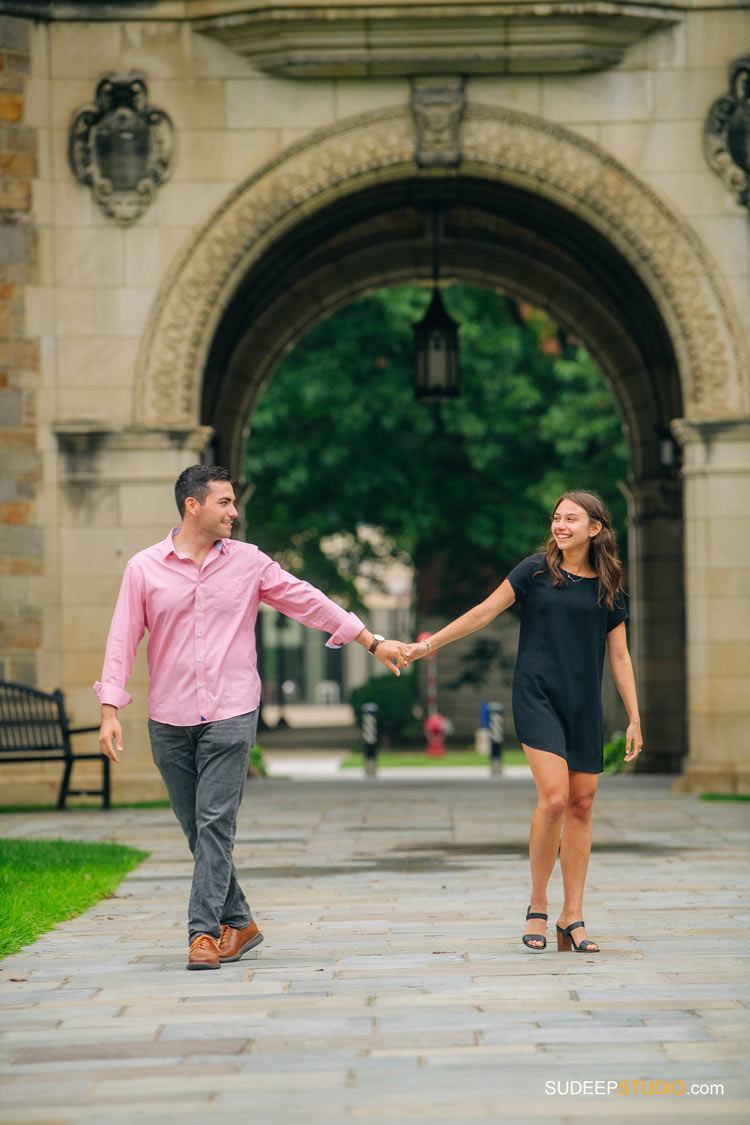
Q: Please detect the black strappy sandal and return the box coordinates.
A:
[556,920,599,953]
[522,906,548,951]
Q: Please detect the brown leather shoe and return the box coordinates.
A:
[187,934,221,970]
[218,920,264,962]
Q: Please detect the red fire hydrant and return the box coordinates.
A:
[424,712,447,757]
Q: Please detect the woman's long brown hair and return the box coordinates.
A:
[538,491,623,609]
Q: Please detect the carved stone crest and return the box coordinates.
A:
[68,73,174,225]
[704,56,750,209]
[410,79,465,167]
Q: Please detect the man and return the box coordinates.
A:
[96,465,409,970]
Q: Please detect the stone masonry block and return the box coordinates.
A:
[226,76,335,130]
[0,337,39,367]
[0,93,22,122]
[0,123,36,152]
[0,386,21,425]
[541,70,652,125]
[0,222,34,263]
[10,557,43,575]
[686,9,750,69]
[5,51,30,75]
[0,610,41,649]
[0,523,41,556]
[0,176,31,210]
[0,501,32,524]
[0,74,23,94]
[0,16,30,53]
[49,21,119,79]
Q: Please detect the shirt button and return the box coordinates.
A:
[197,632,203,637]
[199,682,205,688]
[197,657,203,662]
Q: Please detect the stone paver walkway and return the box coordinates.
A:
[1,775,749,1123]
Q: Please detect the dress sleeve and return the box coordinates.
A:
[607,588,629,632]
[506,554,544,604]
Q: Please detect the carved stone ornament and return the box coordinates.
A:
[411,79,465,167]
[704,56,750,209]
[68,74,174,226]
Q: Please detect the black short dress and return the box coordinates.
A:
[507,553,628,773]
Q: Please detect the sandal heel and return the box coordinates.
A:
[556,920,600,953]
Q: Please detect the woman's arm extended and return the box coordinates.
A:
[606,621,643,762]
[407,579,516,661]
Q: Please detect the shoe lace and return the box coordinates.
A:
[192,935,217,951]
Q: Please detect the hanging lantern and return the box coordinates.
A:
[414,209,459,401]
[413,288,460,401]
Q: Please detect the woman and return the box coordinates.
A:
[405,491,643,953]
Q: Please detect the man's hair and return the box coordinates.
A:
[175,465,232,518]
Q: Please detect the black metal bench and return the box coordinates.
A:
[0,681,110,809]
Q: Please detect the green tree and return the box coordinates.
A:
[245,285,628,616]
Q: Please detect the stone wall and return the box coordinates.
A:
[0,14,42,688]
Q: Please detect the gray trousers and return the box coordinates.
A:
[148,710,258,944]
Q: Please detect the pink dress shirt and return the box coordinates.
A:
[94,529,366,725]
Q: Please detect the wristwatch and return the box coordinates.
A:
[368,633,385,654]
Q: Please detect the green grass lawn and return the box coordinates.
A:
[0,838,149,960]
[700,793,750,801]
[340,748,528,768]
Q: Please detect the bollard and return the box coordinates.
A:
[361,702,379,777]
[487,702,504,775]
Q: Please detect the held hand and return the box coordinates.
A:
[99,713,123,764]
[404,640,431,664]
[623,720,643,763]
[374,639,410,677]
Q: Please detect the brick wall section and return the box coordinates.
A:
[0,15,42,686]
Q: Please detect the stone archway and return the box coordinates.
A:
[135,104,747,428]
[135,103,749,789]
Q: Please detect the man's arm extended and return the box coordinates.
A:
[94,561,146,763]
[258,555,409,674]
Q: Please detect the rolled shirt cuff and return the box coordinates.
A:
[93,681,133,709]
[325,611,366,650]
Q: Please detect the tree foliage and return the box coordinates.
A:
[245,285,629,615]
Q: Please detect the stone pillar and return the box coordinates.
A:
[622,475,687,773]
[1,424,212,806]
[671,419,750,795]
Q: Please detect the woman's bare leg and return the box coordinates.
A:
[557,769,599,949]
[522,745,569,946]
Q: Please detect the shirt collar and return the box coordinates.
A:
[160,528,229,559]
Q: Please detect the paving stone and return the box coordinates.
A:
[14,1038,251,1063]
[1,776,749,1121]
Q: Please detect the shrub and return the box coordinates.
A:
[250,743,267,776]
[350,673,419,747]
[603,732,627,774]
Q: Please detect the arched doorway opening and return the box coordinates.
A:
[199,179,685,770]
